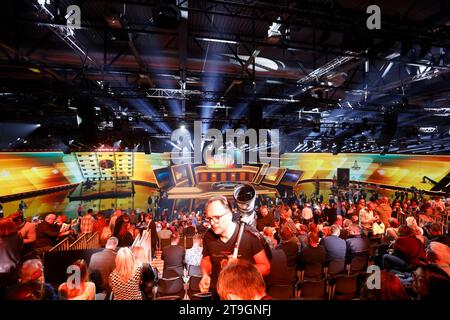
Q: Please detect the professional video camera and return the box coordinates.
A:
[233,183,257,227]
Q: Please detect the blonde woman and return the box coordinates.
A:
[132,246,158,300]
[109,247,143,300]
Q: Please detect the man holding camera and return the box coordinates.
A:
[199,195,270,297]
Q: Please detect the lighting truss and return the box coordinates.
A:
[145,88,203,100]
[297,51,359,85]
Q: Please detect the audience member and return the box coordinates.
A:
[426,242,450,276]
[89,236,118,294]
[0,218,23,289]
[58,259,95,300]
[132,246,157,300]
[217,260,270,300]
[320,225,346,262]
[412,264,450,300]
[3,259,56,300]
[162,232,185,277]
[360,270,410,300]
[185,234,203,274]
[109,247,143,300]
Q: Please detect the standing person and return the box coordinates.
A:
[199,196,270,297]
[132,246,158,300]
[109,247,143,300]
[77,203,83,217]
[0,218,23,290]
[35,213,70,258]
[374,197,392,228]
[58,259,95,300]
[18,200,27,215]
[89,237,118,294]
[9,213,36,260]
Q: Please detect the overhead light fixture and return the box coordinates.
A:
[196,37,238,45]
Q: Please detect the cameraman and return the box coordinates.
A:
[199,196,270,297]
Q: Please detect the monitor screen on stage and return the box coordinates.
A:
[262,167,286,186]
[153,167,174,190]
[280,169,304,187]
[171,164,194,186]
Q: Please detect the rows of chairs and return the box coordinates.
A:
[153,264,210,300]
[268,238,384,300]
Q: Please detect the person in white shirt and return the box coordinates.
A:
[301,204,313,224]
[359,202,377,237]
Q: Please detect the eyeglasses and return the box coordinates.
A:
[205,212,229,223]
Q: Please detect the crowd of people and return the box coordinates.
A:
[0,185,449,300]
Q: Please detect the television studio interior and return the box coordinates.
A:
[0,0,449,306]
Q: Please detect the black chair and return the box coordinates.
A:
[348,253,369,274]
[157,276,185,299]
[302,263,324,281]
[267,284,294,300]
[329,274,359,300]
[154,295,182,300]
[162,265,184,278]
[188,275,202,298]
[326,260,346,277]
[296,278,326,300]
[190,292,213,300]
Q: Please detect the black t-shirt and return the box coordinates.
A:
[202,223,264,289]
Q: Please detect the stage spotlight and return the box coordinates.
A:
[180,125,186,130]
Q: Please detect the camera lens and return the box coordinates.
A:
[236,185,255,202]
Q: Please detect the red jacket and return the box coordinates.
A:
[394,236,426,266]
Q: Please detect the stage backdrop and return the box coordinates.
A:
[0,152,448,198]
[0,152,168,197]
[281,153,450,190]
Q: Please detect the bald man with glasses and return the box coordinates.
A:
[199,196,270,297]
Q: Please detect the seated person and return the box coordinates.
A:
[185,234,203,275]
[426,242,450,277]
[162,232,185,277]
[360,270,410,300]
[217,260,271,300]
[382,225,426,272]
[297,232,326,274]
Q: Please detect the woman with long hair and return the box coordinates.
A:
[109,247,143,300]
[0,218,23,290]
[132,246,157,300]
[58,259,95,300]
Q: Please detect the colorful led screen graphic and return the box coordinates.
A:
[0,152,448,198]
[281,153,450,190]
[0,152,82,197]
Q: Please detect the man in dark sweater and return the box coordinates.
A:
[89,237,118,294]
[256,205,275,232]
[35,213,70,257]
[320,225,347,262]
[162,232,185,277]
[298,232,326,267]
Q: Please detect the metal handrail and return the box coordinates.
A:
[49,237,70,252]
